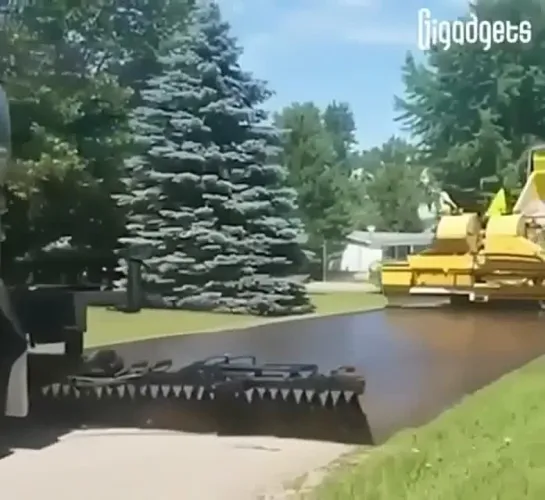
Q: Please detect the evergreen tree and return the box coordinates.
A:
[120,1,313,315]
[322,101,357,166]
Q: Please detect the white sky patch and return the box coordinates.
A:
[345,26,417,46]
[217,0,473,51]
[336,0,376,6]
[221,0,415,49]
[220,0,421,73]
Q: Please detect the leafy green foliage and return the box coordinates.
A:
[0,0,194,280]
[0,0,472,306]
[0,0,135,274]
[275,102,354,247]
[366,161,424,232]
[351,137,427,232]
[396,0,545,207]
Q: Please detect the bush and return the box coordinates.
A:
[368,260,382,288]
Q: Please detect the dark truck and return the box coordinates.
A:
[0,83,86,416]
[0,82,366,444]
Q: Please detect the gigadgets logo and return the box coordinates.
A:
[417,8,532,51]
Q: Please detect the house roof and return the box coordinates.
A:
[347,230,434,248]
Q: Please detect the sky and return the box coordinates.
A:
[217,0,469,149]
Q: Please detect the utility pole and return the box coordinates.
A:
[322,239,327,282]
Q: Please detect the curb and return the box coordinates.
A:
[85,304,386,350]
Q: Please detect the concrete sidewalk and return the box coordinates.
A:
[305,281,379,293]
[0,429,351,499]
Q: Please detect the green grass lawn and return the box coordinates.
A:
[312,356,545,500]
[86,292,385,347]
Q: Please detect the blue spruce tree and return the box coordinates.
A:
[119,1,313,315]
[117,45,245,308]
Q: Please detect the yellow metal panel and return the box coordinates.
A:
[434,213,481,254]
[534,170,545,200]
[513,171,545,218]
[532,150,545,172]
[381,268,412,287]
[483,212,542,259]
[435,213,480,239]
[483,235,541,257]
[413,273,473,287]
[485,214,524,237]
[408,254,475,271]
[485,188,507,217]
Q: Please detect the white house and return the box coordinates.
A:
[339,200,439,277]
[339,240,382,275]
[339,228,435,274]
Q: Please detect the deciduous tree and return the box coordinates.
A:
[396,0,545,207]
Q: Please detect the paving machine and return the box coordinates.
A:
[381,146,545,308]
[0,82,368,444]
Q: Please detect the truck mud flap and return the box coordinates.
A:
[0,292,29,418]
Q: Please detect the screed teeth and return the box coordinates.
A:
[150,385,160,398]
[37,383,362,409]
